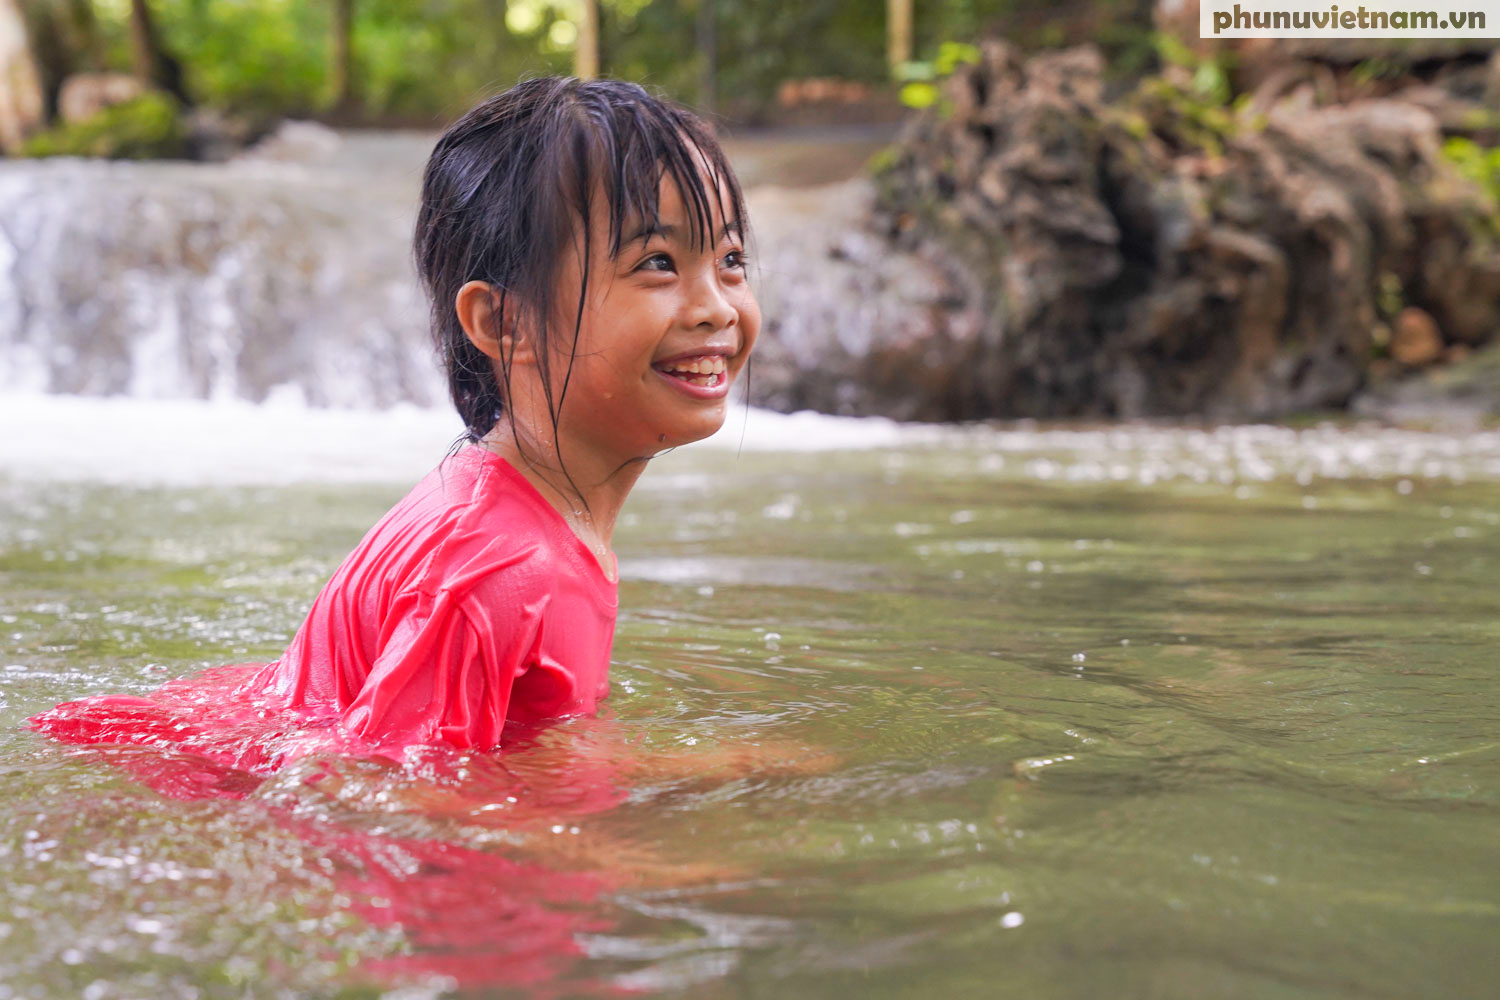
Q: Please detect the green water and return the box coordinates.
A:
[2,432,1498,999]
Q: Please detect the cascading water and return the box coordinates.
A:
[0,121,952,426]
[0,121,951,430]
[0,127,444,408]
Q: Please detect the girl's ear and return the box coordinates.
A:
[455,280,537,366]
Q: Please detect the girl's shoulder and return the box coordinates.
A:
[406,446,615,607]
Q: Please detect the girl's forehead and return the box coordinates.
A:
[586,165,739,252]
[649,169,733,223]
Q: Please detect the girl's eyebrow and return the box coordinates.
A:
[623,217,744,248]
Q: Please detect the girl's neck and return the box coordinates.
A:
[477,423,644,563]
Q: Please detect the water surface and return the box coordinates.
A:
[2,425,1498,999]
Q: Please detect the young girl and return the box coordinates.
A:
[29,75,761,774]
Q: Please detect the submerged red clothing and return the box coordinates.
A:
[30,445,619,771]
[252,445,619,747]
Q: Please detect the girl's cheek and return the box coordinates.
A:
[740,297,762,350]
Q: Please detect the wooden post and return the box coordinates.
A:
[887,0,912,78]
[574,0,599,80]
[0,0,45,152]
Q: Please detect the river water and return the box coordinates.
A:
[2,411,1498,999]
[4,121,1498,998]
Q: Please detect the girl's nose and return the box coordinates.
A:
[685,268,738,332]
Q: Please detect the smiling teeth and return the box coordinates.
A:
[659,356,727,375]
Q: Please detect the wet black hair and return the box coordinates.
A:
[413,75,751,452]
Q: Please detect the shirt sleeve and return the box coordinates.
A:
[338,575,551,753]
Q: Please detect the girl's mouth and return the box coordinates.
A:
[653,354,727,389]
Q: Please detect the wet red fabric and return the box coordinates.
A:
[29,445,620,771]
[43,737,635,992]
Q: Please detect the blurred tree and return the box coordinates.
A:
[16,0,102,119]
[127,0,188,102]
[0,0,45,151]
[56,0,102,67]
[329,0,356,112]
[709,0,887,122]
[47,0,1164,129]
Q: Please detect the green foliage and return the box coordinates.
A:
[157,0,327,113]
[1095,19,1158,79]
[899,82,940,110]
[706,0,889,118]
[1152,30,1195,69]
[1122,34,1247,158]
[85,0,561,119]
[1153,30,1231,106]
[934,40,981,77]
[20,92,187,159]
[1350,55,1413,86]
[894,41,978,112]
[1190,59,1231,106]
[1443,137,1500,205]
[63,0,1154,126]
[347,0,560,118]
[1117,109,1151,141]
[865,144,900,178]
[1132,77,1240,156]
[1457,107,1500,132]
[1376,272,1405,321]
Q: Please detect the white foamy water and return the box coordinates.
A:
[0,394,956,486]
[4,393,1500,487]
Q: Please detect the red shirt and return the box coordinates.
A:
[29,445,620,771]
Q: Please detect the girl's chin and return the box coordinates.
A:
[651,411,728,451]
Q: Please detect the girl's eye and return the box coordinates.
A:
[636,248,749,274]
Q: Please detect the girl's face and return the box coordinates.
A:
[545,161,760,463]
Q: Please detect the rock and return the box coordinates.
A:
[236,119,342,165]
[751,38,1500,422]
[1390,307,1444,366]
[746,180,988,421]
[182,106,272,162]
[57,72,145,123]
[1354,339,1500,424]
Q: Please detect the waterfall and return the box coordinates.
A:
[0,121,933,424]
[0,127,444,408]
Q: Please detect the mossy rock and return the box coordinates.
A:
[21,93,188,160]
